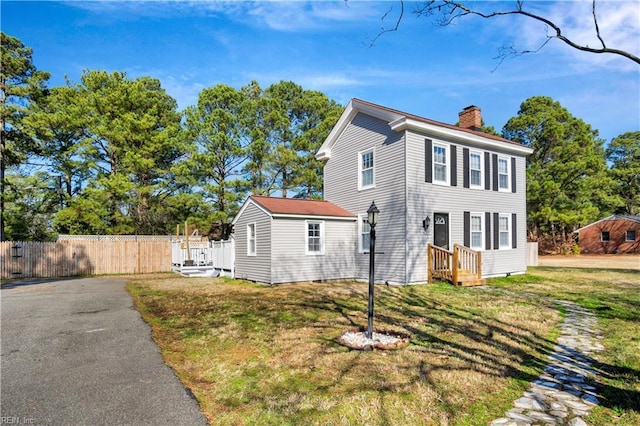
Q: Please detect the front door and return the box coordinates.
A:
[433,213,449,250]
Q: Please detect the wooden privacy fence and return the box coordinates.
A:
[1,240,172,280]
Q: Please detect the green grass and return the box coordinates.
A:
[489,267,640,425]
[127,268,639,425]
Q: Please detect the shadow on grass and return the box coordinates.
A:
[280,283,555,422]
[131,276,640,423]
[287,282,640,419]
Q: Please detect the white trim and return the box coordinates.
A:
[625,230,636,242]
[271,213,356,221]
[316,99,532,162]
[305,220,325,255]
[469,150,483,189]
[470,212,484,251]
[497,156,511,192]
[390,117,533,155]
[358,214,371,253]
[232,197,356,224]
[247,223,257,256]
[432,142,450,186]
[358,147,376,190]
[232,198,271,225]
[433,212,451,250]
[317,100,403,161]
[498,213,511,249]
[574,215,640,233]
[601,231,611,242]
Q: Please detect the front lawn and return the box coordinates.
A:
[127,267,639,425]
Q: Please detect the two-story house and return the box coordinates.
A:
[232,99,533,285]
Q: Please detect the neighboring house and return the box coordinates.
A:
[233,99,533,285]
[575,215,640,254]
[232,195,356,285]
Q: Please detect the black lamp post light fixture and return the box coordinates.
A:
[366,201,379,339]
[336,201,410,351]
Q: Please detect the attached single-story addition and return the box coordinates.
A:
[232,195,357,285]
[575,215,640,254]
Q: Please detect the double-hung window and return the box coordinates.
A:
[498,157,510,191]
[247,223,256,256]
[470,213,483,250]
[469,151,483,188]
[626,230,636,242]
[433,143,449,185]
[359,214,371,253]
[306,221,324,255]
[359,149,375,190]
[601,231,610,242]
[499,214,511,248]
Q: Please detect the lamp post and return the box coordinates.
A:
[366,201,379,339]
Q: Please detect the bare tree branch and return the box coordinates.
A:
[592,0,606,49]
[378,1,640,66]
[368,0,404,48]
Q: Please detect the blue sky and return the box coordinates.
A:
[2,0,639,143]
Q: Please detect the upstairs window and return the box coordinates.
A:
[433,143,449,185]
[470,152,483,188]
[626,230,636,242]
[601,231,610,242]
[498,157,510,191]
[306,221,324,255]
[359,149,375,190]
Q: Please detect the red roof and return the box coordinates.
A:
[352,98,523,147]
[250,195,355,218]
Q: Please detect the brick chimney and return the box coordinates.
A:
[458,105,482,130]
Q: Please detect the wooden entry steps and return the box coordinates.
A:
[427,244,486,287]
[455,270,486,287]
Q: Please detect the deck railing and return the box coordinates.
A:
[427,244,453,283]
[452,243,482,284]
[171,239,234,270]
[427,243,482,286]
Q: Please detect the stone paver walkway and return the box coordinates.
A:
[490,296,605,426]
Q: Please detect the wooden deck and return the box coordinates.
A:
[171,239,235,278]
[427,243,485,286]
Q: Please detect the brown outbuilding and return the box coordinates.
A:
[575,215,640,254]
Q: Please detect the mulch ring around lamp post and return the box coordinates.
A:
[337,328,410,351]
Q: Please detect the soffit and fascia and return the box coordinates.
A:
[316,98,533,160]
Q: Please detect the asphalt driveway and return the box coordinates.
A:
[0,277,208,425]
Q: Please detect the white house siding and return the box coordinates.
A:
[233,203,272,283]
[270,218,357,284]
[323,113,408,284]
[405,131,529,281]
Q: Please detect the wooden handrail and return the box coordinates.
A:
[428,244,482,285]
[427,244,453,283]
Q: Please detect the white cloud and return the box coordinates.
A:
[242,1,382,32]
[501,0,639,71]
[65,0,383,32]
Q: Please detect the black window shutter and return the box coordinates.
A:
[484,152,491,190]
[464,211,470,247]
[492,154,498,191]
[450,145,457,186]
[425,139,432,183]
[485,212,492,250]
[511,157,517,193]
[512,213,518,248]
[463,148,469,188]
[493,212,500,249]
